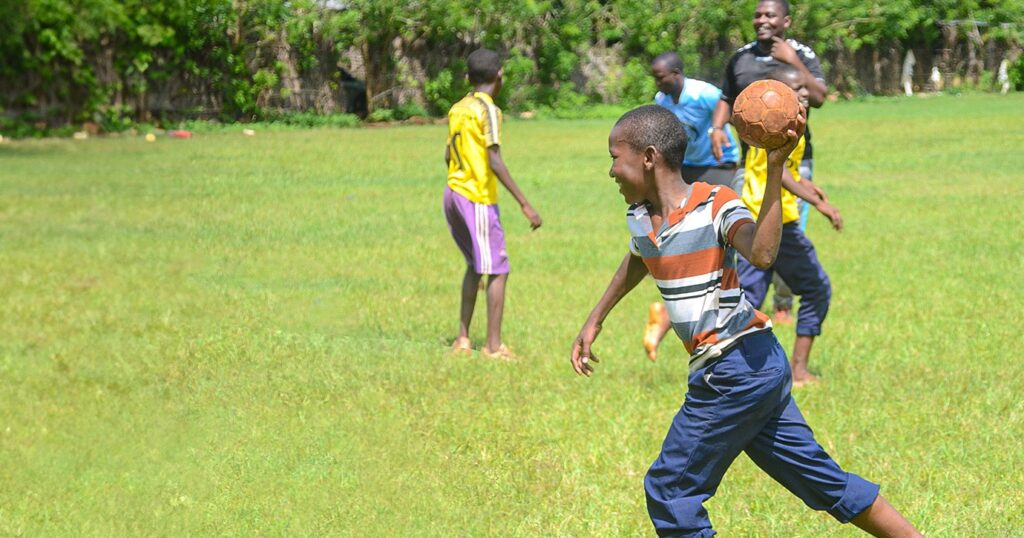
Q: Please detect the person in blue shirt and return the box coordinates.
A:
[643,52,744,361]
[651,52,741,191]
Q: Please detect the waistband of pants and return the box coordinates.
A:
[687,327,773,372]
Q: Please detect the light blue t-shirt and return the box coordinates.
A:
[654,78,740,167]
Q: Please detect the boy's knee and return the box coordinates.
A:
[809,275,831,306]
[644,465,717,537]
[797,273,831,307]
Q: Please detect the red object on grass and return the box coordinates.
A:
[168,130,193,139]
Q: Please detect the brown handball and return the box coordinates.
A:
[731,79,804,149]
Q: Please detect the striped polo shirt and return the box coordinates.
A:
[627,182,773,371]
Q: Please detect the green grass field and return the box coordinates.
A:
[2,93,1023,536]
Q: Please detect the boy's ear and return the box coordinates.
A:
[643,145,658,170]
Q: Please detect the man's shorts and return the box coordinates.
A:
[443,187,510,275]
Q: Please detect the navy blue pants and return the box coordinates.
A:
[737,223,831,337]
[643,332,876,532]
[644,331,879,537]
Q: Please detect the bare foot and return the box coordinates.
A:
[451,336,472,355]
[643,303,668,361]
[482,344,517,361]
[791,367,819,388]
[772,308,794,325]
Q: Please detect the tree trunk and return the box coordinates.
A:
[967,21,984,85]
[872,47,882,93]
[361,38,395,114]
[940,22,958,88]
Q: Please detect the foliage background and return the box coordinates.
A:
[0,0,1023,133]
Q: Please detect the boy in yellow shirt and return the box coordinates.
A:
[444,49,542,357]
[737,63,842,386]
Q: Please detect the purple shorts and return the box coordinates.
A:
[443,187,510,275]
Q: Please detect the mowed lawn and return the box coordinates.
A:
[1,93,1023,536]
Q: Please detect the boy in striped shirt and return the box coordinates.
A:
[570,106,920,537]
[444,49,542,358]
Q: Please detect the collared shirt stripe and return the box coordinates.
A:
[627,182,770,371]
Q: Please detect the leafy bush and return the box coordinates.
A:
[618,58,656,107]
[1010,56,1024,91]
[94,106,135,133]
[500,51,540,111]
[424,68,468,115]
[367,108,395,123]
[394,102,428,120]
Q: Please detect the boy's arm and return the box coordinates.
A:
[729,115,806,268]
[571,253,649,377]
[488,146,542,230]
[444,143,450,166]
[780,171,843,231]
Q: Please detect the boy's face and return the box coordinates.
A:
[778,71,810,109]
[608,125,652,205]
[753,1,790,41]
[650,61,683,97]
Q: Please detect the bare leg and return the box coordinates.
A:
[454,267,481,351]
[643,303,672,361]
[791,335,819,386]
[850,495,923,538]
[484,273,508,353]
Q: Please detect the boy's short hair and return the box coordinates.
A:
[769,63,801,82]
[467,49,502,85]
[759,0,790,16]
[614,105,688,171]
[652,52,684,74]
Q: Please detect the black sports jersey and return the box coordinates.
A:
[721,39,825,160]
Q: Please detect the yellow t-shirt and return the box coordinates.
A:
[446,92,502,205]
[741,136,806,223]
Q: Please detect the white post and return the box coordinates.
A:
[998,59,1010,94]
[902,50,916,96]
[930,65,943,91]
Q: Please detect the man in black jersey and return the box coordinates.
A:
[710,0,826,160]
[710,0,832,386]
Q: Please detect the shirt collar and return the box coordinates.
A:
[633,182,712,244]
[666,182,712,229]
[471,91,495,104]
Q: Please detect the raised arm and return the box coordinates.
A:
[571,253,650,376]
[488,146,542,230]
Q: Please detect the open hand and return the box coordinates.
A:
[570,322,602,377]
[710,128,731,161]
